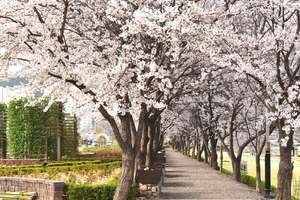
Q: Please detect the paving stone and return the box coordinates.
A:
[159,147,266,200]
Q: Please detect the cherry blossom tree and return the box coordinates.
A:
[0,0,207,199]
[194,67,265,180]
[196,0,300,199]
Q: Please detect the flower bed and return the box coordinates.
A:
[0,159,122,185]
[0,157,134,200]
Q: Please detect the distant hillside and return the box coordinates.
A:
[0,77,28,88]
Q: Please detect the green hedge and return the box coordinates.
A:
[64,173,137,200]
[222,168,277,195]
[0,159,122,178]
[0,158,133,199]
[241,173,256,187]
[0,162,122,176]
[0,158,121,170]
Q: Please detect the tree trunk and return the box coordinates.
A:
[158,130,165,151]
[210,149,218,170]
[196,143,200,161]
[139,121,149,168]
[113,148,135,200]
[201,139,209,163]
[191,143,196,159]
[275,118,293,200]
[210,138,218,170]
[153,125,159,156]
[135,122,147,180]
[204,146,209,164]
[219,145,223,172]
[186,138,191,156]
[198,142,204,162]
[255,154,261,192]
[153,119,161,153]
[232,156,242,181]
[276,137,293,200]
[255,137,265,192]
[196,137,202,161]
[180,137,185,154]
[99,103,146,200]
[146,121,155,166]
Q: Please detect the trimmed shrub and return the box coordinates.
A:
[260,180,277,195]
[241,172,256,187]
[221,168,277,195]
[64,173,137,200]
[0,159,122,184]
[64,184,116,200]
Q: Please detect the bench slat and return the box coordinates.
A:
[0,192,37,200]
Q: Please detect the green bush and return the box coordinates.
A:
[0,158,121,170]
[241,173,256,187]
[221,169,277,195]
[64,173,137,200]
[260,180,277,195]
[0,159,122,178]
[64,184,116,200]
[221,168,233,176]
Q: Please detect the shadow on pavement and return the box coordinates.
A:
[162,182,194,187]
[160,192,201,199]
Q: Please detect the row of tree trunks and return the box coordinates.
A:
[99,101,158,200]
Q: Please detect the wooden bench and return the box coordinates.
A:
[156,151,165,157]
[137,168,162,184]
[154,156,166,166]
[0,192,37,200]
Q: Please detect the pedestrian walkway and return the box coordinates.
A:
[159,147,265,200]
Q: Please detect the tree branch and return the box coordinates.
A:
[58,0,69,44]
[33,6,45,23]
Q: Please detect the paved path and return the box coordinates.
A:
[159,147,266,200]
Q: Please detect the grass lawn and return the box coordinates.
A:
[219,151,300,198]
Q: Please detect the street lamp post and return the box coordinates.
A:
[264,119,275,199]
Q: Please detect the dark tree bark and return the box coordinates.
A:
[114,147,135,200]
[255,137,265,192]
[185,136,191,156]
[146,119,155,166]
[219,144,223,172]
[231,156,242,181]
[196,138,203,161]
[276,119,294,200]
[210,137,218,170]
[153,118,161,153]
[99,101,147,200]
[137,118,149,169]
[191,140,196,159]
[203,142,209,164]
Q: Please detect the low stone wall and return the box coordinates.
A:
[138,183,160,199]
[0,177,64,200]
